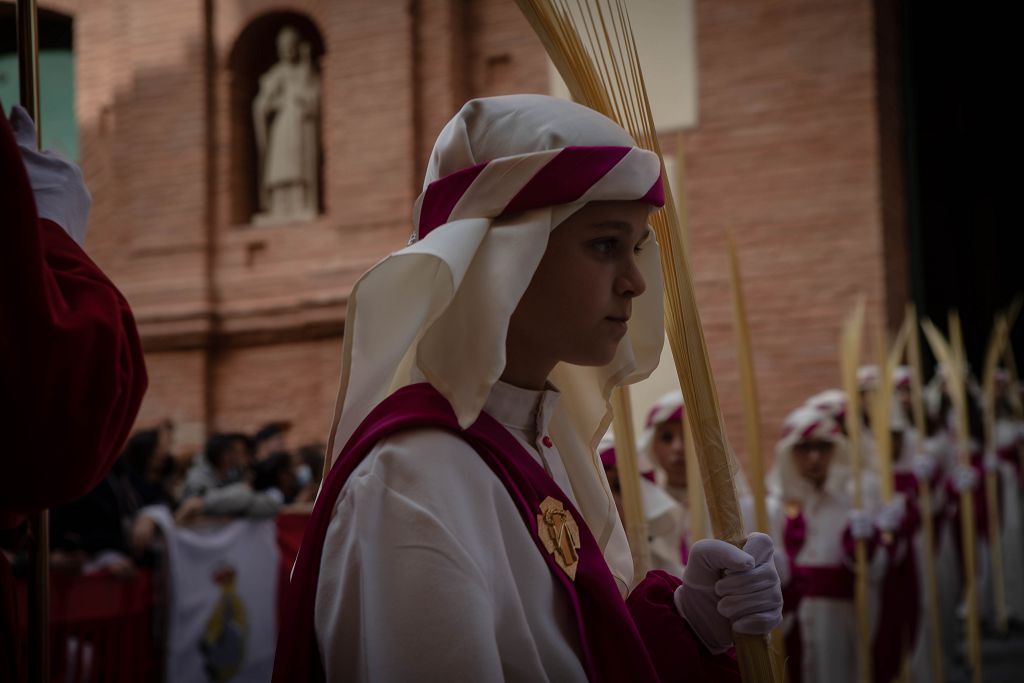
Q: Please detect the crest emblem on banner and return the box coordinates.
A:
[201,565,249,682]
[537,496,581,580]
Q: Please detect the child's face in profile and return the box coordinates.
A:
[507,200,651,376]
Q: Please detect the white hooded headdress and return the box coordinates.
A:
[768,405,851,503]
[323,94,666,589]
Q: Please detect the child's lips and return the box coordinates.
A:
[606,317,629,336]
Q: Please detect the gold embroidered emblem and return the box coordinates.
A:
[537,496,581,580]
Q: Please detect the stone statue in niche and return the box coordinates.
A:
[252,26,321,225]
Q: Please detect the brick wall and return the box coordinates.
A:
[681,0,892,466]
[62,0,899,463]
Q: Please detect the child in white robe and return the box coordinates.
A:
[274,95,784,682]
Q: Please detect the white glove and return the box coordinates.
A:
[876,494,906,533]
[847,509,875,540]
[9,104,91,245]
[673,532,783,654]
[952,463,979,492]
[911,453,937,482]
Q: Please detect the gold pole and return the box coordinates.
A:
[512,3,780,678]
[17,2,49,682]
[923,314,982,683]
[982,317,1009,634]
[682,414,707,542]
[16,0,41,139]
[727,234,787,682]
[674,134,706,546]
[611,386,651,581]
[841,299,872,683]
[727,234,768,534]
[906,304,944,683]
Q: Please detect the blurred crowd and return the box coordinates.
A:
[46,421,324,578]
[599,362,1024,682]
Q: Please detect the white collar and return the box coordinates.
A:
[483,380,560,442]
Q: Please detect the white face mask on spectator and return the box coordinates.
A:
[295,464,312,488]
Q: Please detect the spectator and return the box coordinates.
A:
[295,443,325,503]
[254,421,291,463]
[120,426,176,507]
[49,461,138,577]
[252,452,300,503]
[177,433,280,522]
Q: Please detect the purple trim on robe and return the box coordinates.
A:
[272,383,736,682]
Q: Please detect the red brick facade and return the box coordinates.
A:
[37,0,902,464]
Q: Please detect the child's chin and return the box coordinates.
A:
[569,345,619,368]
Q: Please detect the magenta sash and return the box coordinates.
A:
[272,383,736,682]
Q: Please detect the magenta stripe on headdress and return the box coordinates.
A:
[646,404,684,429]
[417,145,663,241]
[418,161,488,239]
[502,146,632,215]
[641,176,664,206]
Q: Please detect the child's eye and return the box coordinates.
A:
[590,238,618,255]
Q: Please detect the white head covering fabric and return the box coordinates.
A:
[805,389,848,424]
[638,390,685,471]
[893,365,912,390]
[323,94,665,588]
[857,365,880,392]
[768,406,850,503]
[597,431,680,536]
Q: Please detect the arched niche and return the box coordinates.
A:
[228,13,325,226]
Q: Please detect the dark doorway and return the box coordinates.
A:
[898,1,1023,366]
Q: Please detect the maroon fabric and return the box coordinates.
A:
[790,566,855,601]
[872,537,920,683]
[0,109,148,683]
[0,113,147,518]
[274,512,309,630]
[273,383,736,682]
[0,553,20,683]
[783,512,807,560]
[626,570,740,683]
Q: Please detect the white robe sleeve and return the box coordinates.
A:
[314,429,587,683]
